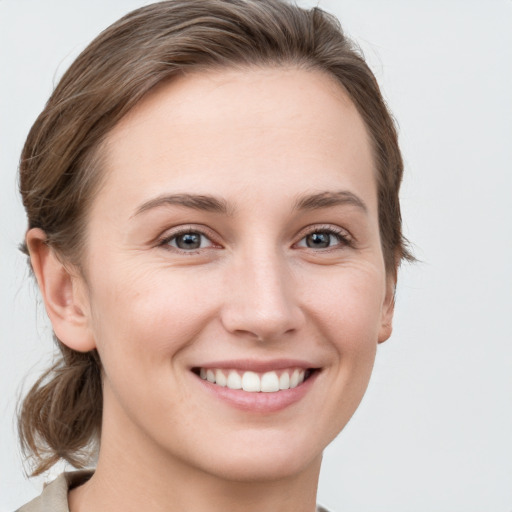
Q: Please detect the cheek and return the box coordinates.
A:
[87,263,220,366]
[301,267,384,439]
[303,263,386,347]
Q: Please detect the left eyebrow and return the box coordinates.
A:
[132,193,235,218]
[293,190,368,213]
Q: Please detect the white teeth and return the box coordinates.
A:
[198,367,311,392]
[215,369,227,387]
[261,371,280,392]
[290,369,300,388]
[227,370,242,390]
[279,372,290,390]
[242,371,261,392]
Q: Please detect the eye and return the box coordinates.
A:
[159,228,216,252]
[296,227,351,250]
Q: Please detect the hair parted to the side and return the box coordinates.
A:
[18,0,413,476]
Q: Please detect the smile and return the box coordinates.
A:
[194,367,314,392]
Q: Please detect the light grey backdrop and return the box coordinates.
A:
[1,1,511,511]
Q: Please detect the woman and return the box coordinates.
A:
[15,1,412,511]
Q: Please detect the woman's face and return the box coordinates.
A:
[76,67,395,481]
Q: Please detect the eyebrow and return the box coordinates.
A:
[133,190,367,218]
[293,190,368,213]
[133,193,233,217]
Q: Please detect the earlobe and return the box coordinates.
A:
[26,228,96,352]
[378,273,396,344]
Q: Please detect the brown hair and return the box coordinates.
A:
[18,0,413,476]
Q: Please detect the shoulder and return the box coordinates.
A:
[15,470,94,512]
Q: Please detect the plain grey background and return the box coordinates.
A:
[1,1,511,511]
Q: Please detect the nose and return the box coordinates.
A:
[220,249,305,342]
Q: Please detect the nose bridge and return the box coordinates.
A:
[221,241,303,341]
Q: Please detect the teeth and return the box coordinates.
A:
[198,367,311,393]
[242,371,260,392]
[279,372,290,390]
[261,371,280,392]
[290,369,300,388]
[215,369,227,387]
[227,370,242,390]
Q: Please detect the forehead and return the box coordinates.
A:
[98,66,376,216]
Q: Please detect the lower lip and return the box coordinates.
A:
[193,371,319,413]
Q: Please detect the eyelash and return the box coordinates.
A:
[295,225,352,251]
[157,224,352,254]
[158,226,219,253]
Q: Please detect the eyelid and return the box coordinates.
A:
[294,224,353,249]
[157,224,221,252]
[156,223,353,253]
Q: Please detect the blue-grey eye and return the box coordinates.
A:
[304,232,336,249]
[168,232,211,250]
[177,233,201,249]
[296,229,348,250]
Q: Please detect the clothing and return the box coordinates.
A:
[16,471,331,511]
[15,471,93,512]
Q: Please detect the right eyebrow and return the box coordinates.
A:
[132,193,235,218]
[293,190,368,214]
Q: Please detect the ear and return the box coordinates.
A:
[378,271,396,344]
[26,228,96,352]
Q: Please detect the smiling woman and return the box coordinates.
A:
[14,1,412,511]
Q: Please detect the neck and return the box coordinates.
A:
[68,390,322,512]
[69,449,322,512]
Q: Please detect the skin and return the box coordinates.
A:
[28,67,395,512]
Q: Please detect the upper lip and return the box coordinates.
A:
[191,359,319,373]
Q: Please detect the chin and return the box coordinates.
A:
[204,452,320,483]
[184,430,326,483]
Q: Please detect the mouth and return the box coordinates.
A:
[191,367,318,393]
